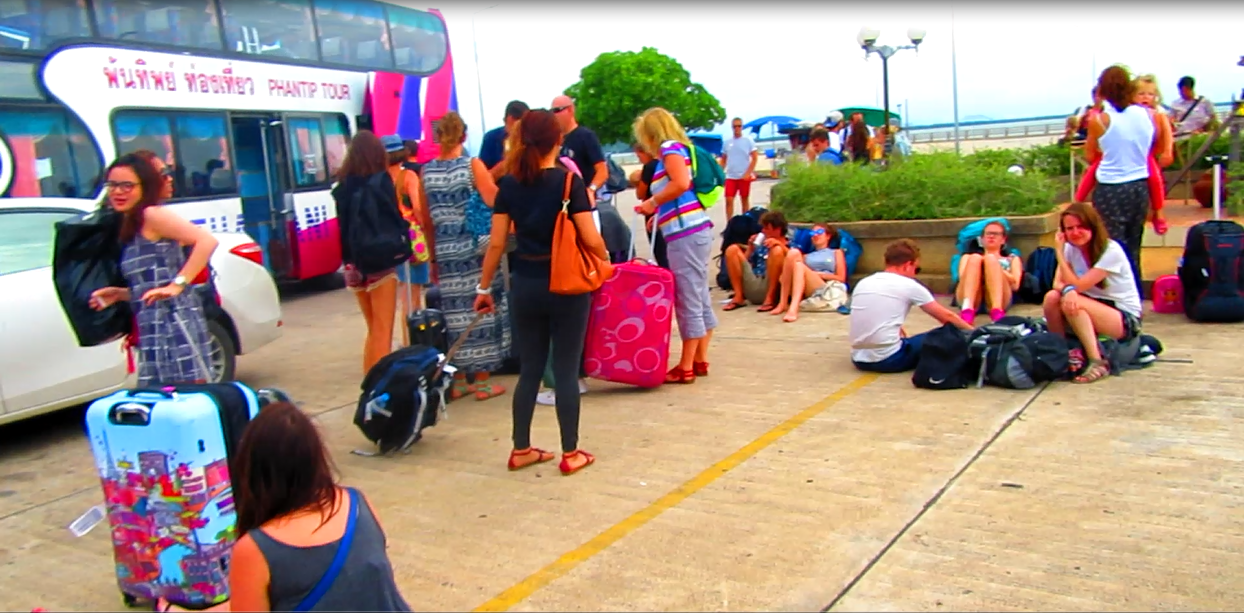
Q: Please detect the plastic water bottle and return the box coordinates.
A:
[365,393,391,421]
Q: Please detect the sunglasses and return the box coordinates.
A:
[552,105,571,114]
[812,227,827,236]
[104,181,138,192]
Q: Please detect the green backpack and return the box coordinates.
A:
[685,142,725,209]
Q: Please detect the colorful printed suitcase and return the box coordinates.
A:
[582,259,675,388]
[84,383,262,609]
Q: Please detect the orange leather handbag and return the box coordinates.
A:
[549,171,606,295]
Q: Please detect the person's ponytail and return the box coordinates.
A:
[511,110,561,185]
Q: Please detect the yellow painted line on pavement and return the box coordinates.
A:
[473,373,880,612]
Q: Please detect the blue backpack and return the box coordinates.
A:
[830,228,862,277]
[1020,247,1058,304]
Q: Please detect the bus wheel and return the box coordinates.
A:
[206,320,237,383]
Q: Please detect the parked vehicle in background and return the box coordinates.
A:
[0,199,282,426]
[0,0,459,283]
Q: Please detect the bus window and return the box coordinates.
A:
[219,0,318,61]
[175,114,235,197]
[0,61,42,100]
[287,117,327,187]
[0,0,92,51]
[93,0,225,51]
[323,114,350,178]
[0,105,102,198]
[114,110,235,200]
[313,0,393,70]
[386,5,447,74]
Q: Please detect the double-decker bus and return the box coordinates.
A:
[0,0,459,282]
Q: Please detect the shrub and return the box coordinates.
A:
[1172,133,1231,170]
[771,152,1059,222]
[966,143,1071,177]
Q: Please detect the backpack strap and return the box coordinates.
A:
[292,488,360,612]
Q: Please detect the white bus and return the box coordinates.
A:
[0,1,457,282]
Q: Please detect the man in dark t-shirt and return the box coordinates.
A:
[479,100,529,173]
[551,95,607,205]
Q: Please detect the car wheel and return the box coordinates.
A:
[206,320,237,383]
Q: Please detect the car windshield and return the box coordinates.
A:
[0,209,81,275]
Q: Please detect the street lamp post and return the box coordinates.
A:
[471,4,498,135]
[857,26,925,158]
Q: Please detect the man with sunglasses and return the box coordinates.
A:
[721,117,757,218]
[849,239,973,374]
[552,95,606,205]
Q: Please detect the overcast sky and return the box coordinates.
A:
[423,2,1242,147]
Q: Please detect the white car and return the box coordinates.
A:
[0,199,283,426]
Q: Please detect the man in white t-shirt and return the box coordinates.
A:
[721,117,758,218]
[850,239,975,373]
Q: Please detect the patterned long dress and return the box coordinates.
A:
[420,155,512,373]
[120,235,213,386]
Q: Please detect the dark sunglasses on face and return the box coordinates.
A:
[552,105,570,114]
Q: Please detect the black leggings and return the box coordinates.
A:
[510,270,592,452]
[1093,178,1149,298]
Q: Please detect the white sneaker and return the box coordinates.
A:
[535,379,589,406]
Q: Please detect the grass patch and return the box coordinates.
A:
[772,152,1058,223]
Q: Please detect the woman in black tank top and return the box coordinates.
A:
[224,403,411,612]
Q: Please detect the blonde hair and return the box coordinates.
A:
[434,111,466,149]
[632,107,690,157]
[1133,74,1163,107]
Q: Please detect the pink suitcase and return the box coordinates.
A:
[1152,274,1184,314]
[583,259,674,388]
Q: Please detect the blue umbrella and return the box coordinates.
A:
[743,115,802,136]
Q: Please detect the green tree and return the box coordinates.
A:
[564,47,726,146]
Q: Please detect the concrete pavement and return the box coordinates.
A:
[2,187,1243,612]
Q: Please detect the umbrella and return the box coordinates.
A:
[742,115,802,136]
[837,107,901,127]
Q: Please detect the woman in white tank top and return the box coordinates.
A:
[1086,65,1162,299]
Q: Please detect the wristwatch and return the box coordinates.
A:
[588,183,599,193]
[475,285,491,296]
[172,274,188,288]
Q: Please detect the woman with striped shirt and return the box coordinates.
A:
[633,108,716,384]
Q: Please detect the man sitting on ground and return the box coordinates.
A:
[849,239,974,373]
[724,211,789,312]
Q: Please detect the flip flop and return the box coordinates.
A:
[722,302,745,312]
[756,304,776,313]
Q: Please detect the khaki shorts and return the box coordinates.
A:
[742,264,768,305]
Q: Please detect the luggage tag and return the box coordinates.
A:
[68,504,106,537]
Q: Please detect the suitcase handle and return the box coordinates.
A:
[126,388,174,399]
[109,401,153,426]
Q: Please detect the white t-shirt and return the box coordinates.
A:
[722,136,756,179]
[826,131,843,153]
[849,272,936,363]
[1062,240,1142,318]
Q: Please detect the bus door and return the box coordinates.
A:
[279,114,341,281]
[230,114,296,279]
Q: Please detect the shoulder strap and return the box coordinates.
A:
[293,488,361,612]
[1178,97,1203,123]
[561,169,573,210]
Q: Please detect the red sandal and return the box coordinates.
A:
[665,366,696,384]
[508,447,554,471]
[693,361,709,377]
[559,450,595,475]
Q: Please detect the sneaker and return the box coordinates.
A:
[989,308,1006,323]
[961,309,976,325]
[535,379,589,406]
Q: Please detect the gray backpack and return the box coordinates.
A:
[967,319,1070,389]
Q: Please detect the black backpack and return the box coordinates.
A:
[715,207,767,290]
[344,172,412,276]
[602,156,629,194]
[1178,220,1244,323]
[912,322,972,390]
[1019,247,1058,304]
[967,318,1069,389]
[353,344,451,455]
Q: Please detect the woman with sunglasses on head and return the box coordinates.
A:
[772,223,847,322]
[88,150,219,386]
[1042,203,1142,384]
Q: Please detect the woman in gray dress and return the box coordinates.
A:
[420,111,511,400]
[89,151,218,386]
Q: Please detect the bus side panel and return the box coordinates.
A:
[369,72,404,138]
[292,192,341,281]
[167,198,248,239]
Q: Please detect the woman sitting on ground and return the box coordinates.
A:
[772,223,847,322]
[1042,202,1143,384]
[956,220,1023,325]
[226,402,411,612]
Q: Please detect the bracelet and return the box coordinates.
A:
[475,285,491,296]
